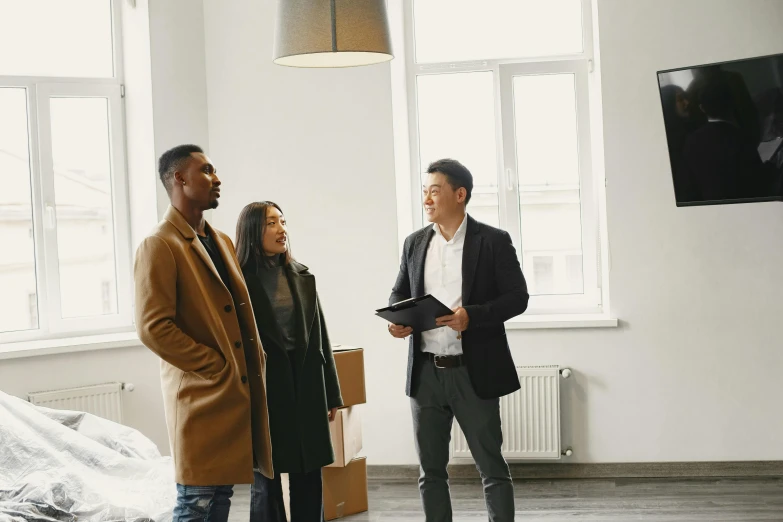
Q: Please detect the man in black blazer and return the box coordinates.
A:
[388,159,529,521]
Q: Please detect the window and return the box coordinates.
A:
[399,0,603,314]
[0,0,131,342]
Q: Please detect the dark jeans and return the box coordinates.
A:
[411,359,514,522]
[173,469,323,522]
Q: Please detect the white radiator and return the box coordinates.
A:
[28,382,125,424]
[451,366,566,461]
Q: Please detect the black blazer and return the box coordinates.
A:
[243,259,343,473]
[390,215,529,400]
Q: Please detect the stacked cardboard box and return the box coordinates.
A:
[323,457,367,520]
[325,345,368,520]
[332,345,366,407]
[327,407,362,468]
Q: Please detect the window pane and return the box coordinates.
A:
[514,74,580,187]
[416,72,499,227]
[532,256,554,295]
[0,0,113,77]
[0,88,38,333]
[50,97,118,318]
[513,74,584,295]
[413,0,583,64]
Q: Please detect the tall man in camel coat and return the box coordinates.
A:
[134,144,273,522]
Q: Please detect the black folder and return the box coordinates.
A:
[375,294,453,333]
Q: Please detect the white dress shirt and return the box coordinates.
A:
[421,213,468,356]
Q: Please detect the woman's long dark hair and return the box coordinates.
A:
[235,201,293,270]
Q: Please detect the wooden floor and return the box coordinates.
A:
[227,476,783,521]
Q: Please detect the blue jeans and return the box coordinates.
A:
[173,484,234,522]
[173,470,324,522]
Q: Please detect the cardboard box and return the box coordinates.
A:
[332,345,366,408]
[327,406,363,467]
[323,457,368,520]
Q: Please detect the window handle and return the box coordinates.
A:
[505,168,514,191]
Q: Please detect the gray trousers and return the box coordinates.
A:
[411,358,514,521]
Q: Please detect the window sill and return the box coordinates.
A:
[0,331,142,361]
[506,314,618,330]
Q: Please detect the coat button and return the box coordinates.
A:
[224,304,232,313]
[234,341,242,349]
[241,376,248,384]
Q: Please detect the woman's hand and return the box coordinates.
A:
[328,407,338,421]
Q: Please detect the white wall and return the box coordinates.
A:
[552,0,783,462]
[147,0,212,219]
[202,0,783,465]
[122,0,158,252]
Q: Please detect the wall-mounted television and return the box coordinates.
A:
[658,53,783,207]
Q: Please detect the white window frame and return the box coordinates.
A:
[398,0,604,315]
[0,0,132,343]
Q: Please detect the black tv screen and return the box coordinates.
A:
[658,54,783,206]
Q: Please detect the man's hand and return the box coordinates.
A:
[328,407,338,422]
[436,307,470,334]
[388,323,413,339]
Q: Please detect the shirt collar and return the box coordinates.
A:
[433,213,468,243]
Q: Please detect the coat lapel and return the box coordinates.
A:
[164,206,228,293]
[462,216,482,305]
[412,227,435,298]
[286,262,317,366]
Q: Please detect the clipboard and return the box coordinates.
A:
[375,294,453,333]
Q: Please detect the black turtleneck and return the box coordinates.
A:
[257,255,297,351]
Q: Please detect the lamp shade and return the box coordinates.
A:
[274,0,393,68]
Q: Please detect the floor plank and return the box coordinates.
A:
[227,476,783,521]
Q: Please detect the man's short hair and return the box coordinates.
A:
[158,144,204,193]
[427,158,474,205]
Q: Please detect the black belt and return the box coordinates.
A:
[426,352,464,369]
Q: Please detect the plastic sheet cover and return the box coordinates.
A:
[0,390,175,521]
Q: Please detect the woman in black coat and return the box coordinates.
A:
[236,201,342,522]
